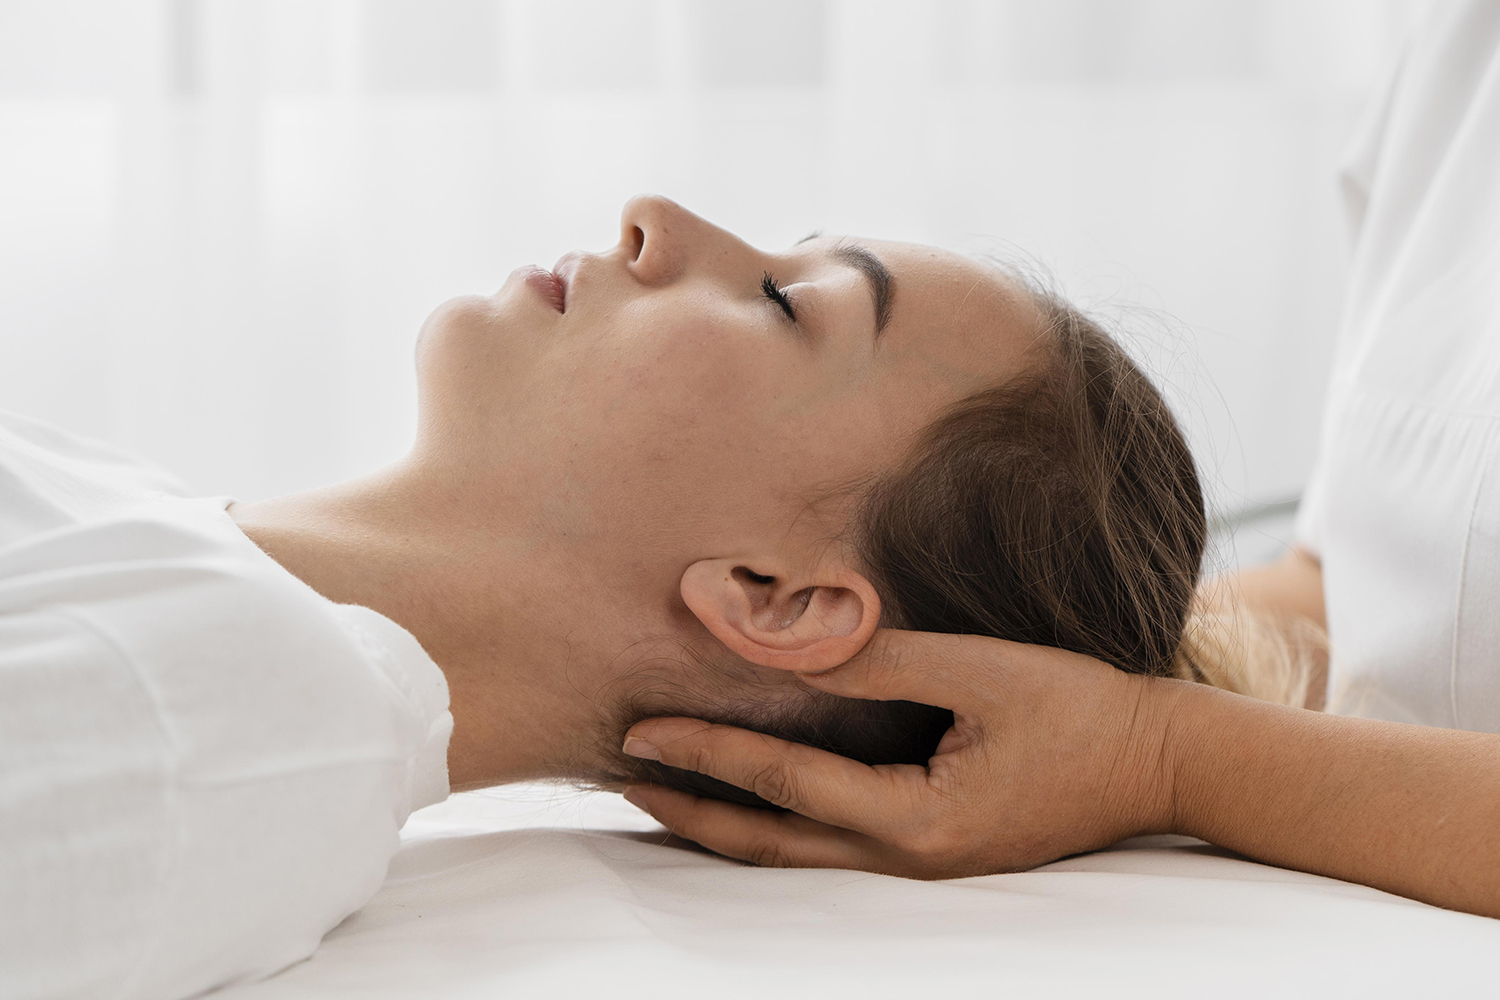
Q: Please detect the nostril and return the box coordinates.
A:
[627,225,645,262]
[733,567,776,587]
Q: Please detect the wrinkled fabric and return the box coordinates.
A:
[0,409,451,1000]
[1298,0,1500,732]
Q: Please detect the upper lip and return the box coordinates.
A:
[552,252,583,313]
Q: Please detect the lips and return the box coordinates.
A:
[552,252,583,310]
[521,266,565,313]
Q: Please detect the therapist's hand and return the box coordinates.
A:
[619,630,1186,879]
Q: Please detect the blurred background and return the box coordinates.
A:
[0,0,1432,564]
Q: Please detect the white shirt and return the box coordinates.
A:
[0,410,452,1000]
[1298,0,1500,733]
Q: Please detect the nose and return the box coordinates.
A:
[618,194,738,286]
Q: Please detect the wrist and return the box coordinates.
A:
[1150,676,1279,841]
[1127,673,1203,838]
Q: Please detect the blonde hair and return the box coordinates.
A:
[1174,594,1327,708]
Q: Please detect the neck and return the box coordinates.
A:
[229,459,652,790]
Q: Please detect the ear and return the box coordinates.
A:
[679,556,881,673]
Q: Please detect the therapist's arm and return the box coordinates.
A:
[622,631,1500,920]
[1164,678,1500,918]
[1216,546,1326,630]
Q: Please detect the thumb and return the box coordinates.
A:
[798,629,996,709]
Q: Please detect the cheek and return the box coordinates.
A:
[544,315,813,529]
[576,310,781,446]
[586,336,905,498]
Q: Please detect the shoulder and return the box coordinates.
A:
[0,408,194,501]
[0,503,450,1000]
[1,499,432,748]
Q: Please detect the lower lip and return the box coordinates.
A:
[518,266,565,313]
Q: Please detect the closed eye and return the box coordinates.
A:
[761,271,796,323]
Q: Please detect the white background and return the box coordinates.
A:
[0,0,1429,547]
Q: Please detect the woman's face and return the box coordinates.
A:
[412,195,1037,591]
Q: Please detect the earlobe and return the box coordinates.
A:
[680,557,881,673]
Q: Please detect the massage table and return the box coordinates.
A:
[220,782,1500,998]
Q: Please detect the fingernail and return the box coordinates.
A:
[622,736,660,761]
[622,786,651,812]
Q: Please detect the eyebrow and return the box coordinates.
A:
[829,242,894,338]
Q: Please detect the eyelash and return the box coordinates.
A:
[761,271,796,322]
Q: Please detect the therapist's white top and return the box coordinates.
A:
[1297,0,1500,733]
[0,410,452,1000]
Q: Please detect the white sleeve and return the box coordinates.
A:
[1296,1,1500,557]
[1294,23,1409,557]
[0,515,451,1000]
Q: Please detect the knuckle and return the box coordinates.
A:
[746,760,800,810]
[860,632,895,669]
[885,637,915,673]
[682,741,718,777]
[745,837,793,869]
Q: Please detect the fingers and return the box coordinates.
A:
[622,717,924,836]
[622,784,878,871]
[799,628,1003,708]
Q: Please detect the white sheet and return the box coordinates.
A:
[218,783,1500,999]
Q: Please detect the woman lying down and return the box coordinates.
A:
[6,10,1500,997]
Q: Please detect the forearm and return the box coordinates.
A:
[1160,679,1500,918]
[1212,546,1327,631]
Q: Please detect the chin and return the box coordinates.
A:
[415,294,506,357]
[412,294,529,429]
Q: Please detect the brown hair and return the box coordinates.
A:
[615,279,1291,807]
[859,289,1204,673]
